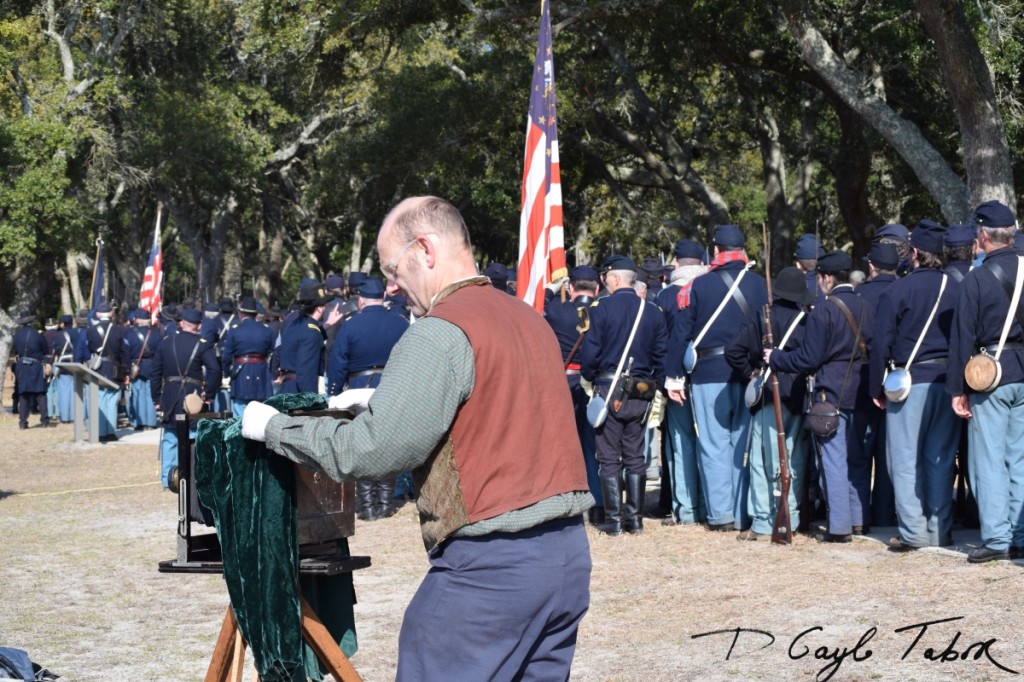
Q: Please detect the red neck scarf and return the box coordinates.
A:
[677,251,749,310]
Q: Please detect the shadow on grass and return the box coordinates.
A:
[0,490,16,500]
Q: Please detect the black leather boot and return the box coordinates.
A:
[597,477,623,536]
[356,480,378,521]
[587,506,606,525]
[376,477,398,518]
[624,473,647,534]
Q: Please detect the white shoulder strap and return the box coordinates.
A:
[691,262,754,349]
[608,297,647,397]
[905,274,947,367]
[995,257,1024,360]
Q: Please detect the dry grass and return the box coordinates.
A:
[2,406,1023,681]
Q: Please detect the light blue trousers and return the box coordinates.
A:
[747,402,807,536]
[665,400,704,523]
[84,387,119,437]
[128,378,158,428]
[690,381,748,527]
[886,382,959,547]
[968,384,1024,551]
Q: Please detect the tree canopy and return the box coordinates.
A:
[1,0,1021,323]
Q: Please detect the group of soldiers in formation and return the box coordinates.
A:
[9,272,411,521]
[12,199,1024,563]
[546,199,1024,565]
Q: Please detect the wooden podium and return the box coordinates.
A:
[53,362,119,444]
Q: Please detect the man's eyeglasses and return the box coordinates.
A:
[381,238,419,280]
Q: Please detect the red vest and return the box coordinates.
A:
[415,281,588,549]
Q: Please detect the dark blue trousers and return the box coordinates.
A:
[397,517,591,681]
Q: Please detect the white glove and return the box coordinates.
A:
[546,276,570,294]
[580,376,594,398]
[328,388,375,415]
[241,401,280,442]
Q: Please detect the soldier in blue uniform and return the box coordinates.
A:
[321,274,349,360]
[12,311,52,429]
[725,266,812,540]
[52,314,79,423]
[150,306,221,489]
[202,300,236,411]
[484,262,512,293]
[158,304,179,340]
[794,234,824,298]
[875,223,913,277]
[74,302,124,441]
[665,225,769,532]
[277,283,329,394]
[328,277,410,520]
[870,221,960,550]
[942,223,979,528]
[948,200,1024,563]
[656,239,709,526]
[327,277,409,394]
[546,264,602,522]
[944,223,976,283]
[123,307,160,430]
[856,241,900,528]
[221,296,276,417]
[42,317,61,420]
[579,255,668,535]
[767,251,874,542]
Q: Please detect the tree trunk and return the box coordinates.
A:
[915,0,1015,213]
[779,0,971,223]
[833,103,877,257]
[67,251,86,312]
[350,218,365,276]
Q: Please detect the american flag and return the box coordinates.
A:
[139,208,163,322]
[517,0,567,313]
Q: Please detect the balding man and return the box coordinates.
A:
[242,196,593,680]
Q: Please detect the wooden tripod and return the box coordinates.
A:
[205,595,362,682]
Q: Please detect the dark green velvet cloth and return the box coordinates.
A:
[194,393,357,681]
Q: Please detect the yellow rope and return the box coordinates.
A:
[12,481,159,497]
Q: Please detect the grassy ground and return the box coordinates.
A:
[2,406,1023,681]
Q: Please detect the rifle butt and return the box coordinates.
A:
[771,481,793,545]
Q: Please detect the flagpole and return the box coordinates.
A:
[88,237,103,312]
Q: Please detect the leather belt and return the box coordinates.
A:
[565,369,581,376]
[697,346,726,359]
[234,354,267,364]
[277,372,296,383]
[913,357,947,366]
[596,372,618,382]
[995,342,1024,351]
[165,375,202,387]
[348,367,384,381]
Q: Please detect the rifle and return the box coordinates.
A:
[763,222,793,545]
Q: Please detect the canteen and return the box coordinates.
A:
[965,351,1002,393]
[744,372,764,408]
[586,394,608,428]
[882,366,912,403]
[682,341,698,374]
